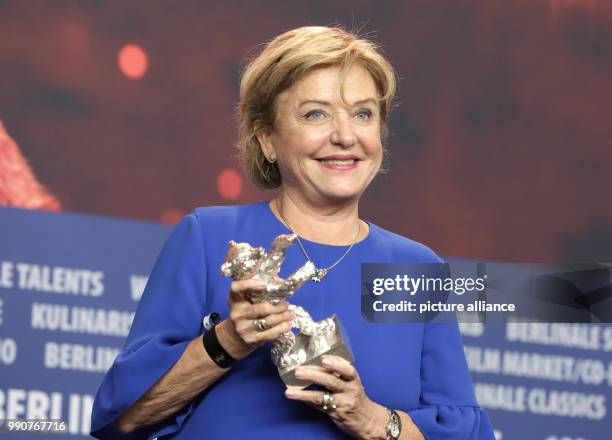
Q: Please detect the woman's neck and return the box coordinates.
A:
[269,191,369,246]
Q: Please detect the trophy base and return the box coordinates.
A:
[278,315,354,388]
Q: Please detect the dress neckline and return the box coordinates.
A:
[259,200,373,249]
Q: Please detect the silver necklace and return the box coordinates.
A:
[275,200,361,282]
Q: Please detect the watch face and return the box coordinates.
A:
[391,424,400,437]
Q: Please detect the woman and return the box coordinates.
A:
[91,26,495,439]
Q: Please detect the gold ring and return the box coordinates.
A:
[253,318,268,331]
[321,393,336,412]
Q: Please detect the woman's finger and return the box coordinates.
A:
[247,320,293,344]
[284,388,330,408]
[234,310,294,334]
[321,355,357,381]
[294,366,347,392]
[229,279,267,301]
[239,300,289,319]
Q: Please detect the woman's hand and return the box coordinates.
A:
[284,355,389,440]
[216,279,295,360]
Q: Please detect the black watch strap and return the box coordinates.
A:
[202,324,236,369]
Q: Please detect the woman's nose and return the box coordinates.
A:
[329,115,356,148]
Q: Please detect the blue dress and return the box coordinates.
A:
[91,201,495,439]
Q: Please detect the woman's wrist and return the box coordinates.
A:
[214,319,253,360]
[359,400,389,440]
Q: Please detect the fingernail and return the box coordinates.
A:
[322,357,332,367]
[285,389,297,398]
[294,369,305,379]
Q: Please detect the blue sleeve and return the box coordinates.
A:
[407,323,496,440]
[90,213,207,439]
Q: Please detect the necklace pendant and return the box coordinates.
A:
[312,268,328,282]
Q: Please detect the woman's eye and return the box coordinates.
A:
[355,108,373,122]
[304,109,326,120]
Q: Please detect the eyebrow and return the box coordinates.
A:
[298,98,378,108]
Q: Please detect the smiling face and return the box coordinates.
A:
[258,64,383,207]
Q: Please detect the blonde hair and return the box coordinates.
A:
[238,26,397,189]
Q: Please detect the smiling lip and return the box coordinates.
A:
[317,155,360,171]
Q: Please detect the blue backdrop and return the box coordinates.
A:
[0,207,610,439]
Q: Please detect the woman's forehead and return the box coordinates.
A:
[281,65,378,107]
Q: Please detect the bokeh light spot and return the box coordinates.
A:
[118,44,149,79]
[217,169,243,200]
[160,209,183,225]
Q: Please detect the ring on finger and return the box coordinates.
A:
[253,318,269,331]
[321,393,336,412]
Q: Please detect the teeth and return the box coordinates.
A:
[320,159,356,165]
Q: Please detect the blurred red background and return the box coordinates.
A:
[1,0,610,261]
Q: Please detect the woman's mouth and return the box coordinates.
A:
[317,159,359,170]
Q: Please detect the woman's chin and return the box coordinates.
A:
[316,187,362,204]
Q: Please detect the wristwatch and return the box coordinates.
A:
[385,408,401,440]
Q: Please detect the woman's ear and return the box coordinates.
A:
[256,129,277,163]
